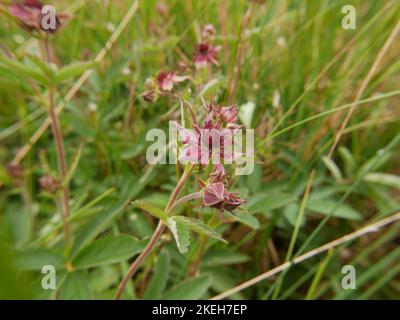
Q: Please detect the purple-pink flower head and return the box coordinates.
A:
[174,122,240,168]
[193,43,221,69]
[8,0,68,33]
[203,181,246,214]
[204,101,239,126]
[156,71,188,91]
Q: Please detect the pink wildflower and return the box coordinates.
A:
[8,0,68,33]
[156,71,188,91]
[193,43,221,69]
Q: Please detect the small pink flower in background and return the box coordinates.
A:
[156,71,188,91]
[8,0,68,33]
[201,24,216,40]
[193,43,221,69]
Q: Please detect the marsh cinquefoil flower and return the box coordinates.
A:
[8,0,68,32]
[156,71,188,91]
[203,172,246,214]
[174,118,240,170]
[193,43,221,69]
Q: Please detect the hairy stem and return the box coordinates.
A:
[115,165,194,299]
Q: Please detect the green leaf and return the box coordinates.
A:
[0,57,48,85]
[55,61,97,83]
[202,250,249,267]
[70,178,145,258]
[207,270,245,300]
[306,198,362,220]
[228,211,260,229]
[162,275,211,299]
[64,144,83,186]
[73,235,146,269]
[322,156,343,181]
[14,249,65,271]
[166,217,190,254]
[60,272,93,300]
[339,147,356,177]
[199,78,226,100]
[143,251,170,299]
[283,202,304,227]
[88,266,118,293]
[363,172,400,189]
[173,216,227,243]
[27,54,57,79]
[134,200,168,221]
[4,205,32,247]
[246,192,296,214]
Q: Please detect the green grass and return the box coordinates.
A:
[0,0,399,300]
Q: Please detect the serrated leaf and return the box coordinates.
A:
[134,200,168,221]
[173,216,227,243]
[162,275,211,299]
[73,235,146,269]
[55,61,96,83]
[166,217,190,254]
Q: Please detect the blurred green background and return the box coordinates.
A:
[0,0,399,300]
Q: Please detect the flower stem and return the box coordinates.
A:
[48,87,72,249]
[43,36,71,249]
[115,165,194,300]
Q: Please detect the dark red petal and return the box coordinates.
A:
[203,182,225,206]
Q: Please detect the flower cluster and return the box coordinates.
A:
[141,24,221,102]
[175,101,246,215]
[203,174,246,215]
[142,24,246,216]
[175,102,241,171]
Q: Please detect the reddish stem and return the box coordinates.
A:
[115,165,194,299]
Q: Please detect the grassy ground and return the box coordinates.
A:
[0,0,400,300]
